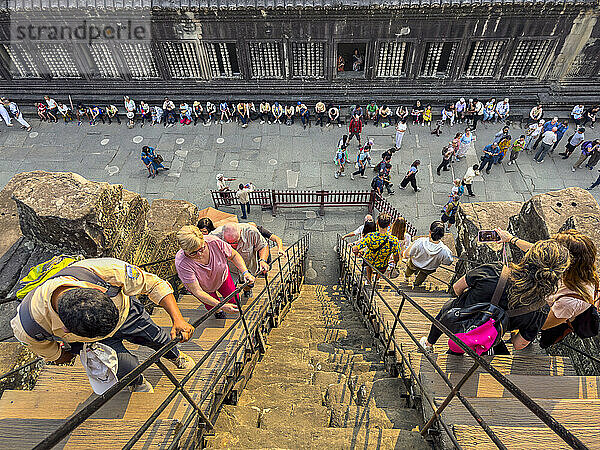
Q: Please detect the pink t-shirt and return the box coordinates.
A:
[547,281,594,321]
[175,235,233,293]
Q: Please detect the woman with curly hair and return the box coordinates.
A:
[496,228,599,331]
[420,239,570,353]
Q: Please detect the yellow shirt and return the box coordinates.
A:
[10,258,173,361]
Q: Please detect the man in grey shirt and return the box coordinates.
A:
[211,223,269,296]
[560,127,585,159]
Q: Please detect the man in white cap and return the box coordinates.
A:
[455,98,467,124]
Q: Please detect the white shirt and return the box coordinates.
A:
[217,179,229,190]
[463,166,480,184]
[57,104,69,114]
[124,99,135,112]
[46,98,58,109]
[529,123,543,137]
[396,122,407,134]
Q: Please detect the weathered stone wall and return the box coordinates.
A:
[454,187,600,375]
[0,170,198,324]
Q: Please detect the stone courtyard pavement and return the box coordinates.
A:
[0,117,598,281]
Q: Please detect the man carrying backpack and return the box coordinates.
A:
[11,258,195,393]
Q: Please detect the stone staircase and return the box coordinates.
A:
[338,241,600,449]
[206,284,429,449]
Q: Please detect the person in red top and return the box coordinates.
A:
[349,114,362,144]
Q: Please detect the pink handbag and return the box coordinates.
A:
[448,319,499,356]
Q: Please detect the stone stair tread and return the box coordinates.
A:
[205,425,429,449]
[421,372,600,399]
[329,402,421,430]
[0,418,179,449]
[412,353,576,376]
[439,397,600,428]
[0,390,194,421]
[453,425,599,449]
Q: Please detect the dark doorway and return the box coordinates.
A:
[336,43,366,78]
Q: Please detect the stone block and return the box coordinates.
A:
[12,171,125,256]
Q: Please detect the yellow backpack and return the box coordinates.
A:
[16,254,84,300]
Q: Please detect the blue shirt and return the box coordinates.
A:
[483,144,500,156]
[543,120,557,132]
[556,124,569,140]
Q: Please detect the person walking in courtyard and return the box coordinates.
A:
[534,126,558,163]
[441,194,460,230]
[437,144,454,175]
[462,164,480,196]
[395,119,407,149]
[457,128,475,160]
[480,142,500,174]
[334,135,349,179]
[560,127,585,159]
[552,120,570,153]
[3,98,31,131]
[351,143,371,180]
[141,146,168,178]
[400,160,421,192]
[348,114,362,144]
[587,170,600,190]
[533,117,558,150]
[572,140,600,171]
[236,183,254,220]
[507,135,526,166]
[525,119,544,152]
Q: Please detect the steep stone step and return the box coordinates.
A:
[421,372,600,399]
[329,403,421,430]
[440,398,600,428]
[324,378,407,409]
[237,383,323,409]
[0,390,193,421]
[453,425,598,450]
[205,425,429,449]
[0,418,179,449]
[413,353,576,377]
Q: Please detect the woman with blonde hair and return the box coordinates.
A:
[496,228,599,332]
[175,225,255,319]
[421,239,570,353]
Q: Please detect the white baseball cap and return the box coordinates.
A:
[216,173,224,180]
[80,343,118,395]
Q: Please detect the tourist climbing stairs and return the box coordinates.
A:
[338,235,600,449]
[205,284,429,449]
[0,235,308,449]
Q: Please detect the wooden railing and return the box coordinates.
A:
[211,189,417,235]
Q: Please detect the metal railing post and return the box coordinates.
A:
[383,296,406,356]
[420,362,480,437]
[235,294,255,354]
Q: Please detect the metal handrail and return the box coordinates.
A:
[338,235,589,450]
[33,234,309,449]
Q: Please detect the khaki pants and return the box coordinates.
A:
[405,259,436,286]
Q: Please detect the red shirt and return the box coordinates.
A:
[349,117,362,134]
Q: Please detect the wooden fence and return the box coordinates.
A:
[210,189,417,235]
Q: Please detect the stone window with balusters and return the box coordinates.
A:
[1,43,41,78]
[420,42,458,78]
[291,42,325,79]
[248,41,283,79]
[36,43,81,78]
[160,42,203,79]
[118,42,160,80]
[376,41,411,78]
[506,39,554,78]
[462,40,506,78]
[205,42,241,78]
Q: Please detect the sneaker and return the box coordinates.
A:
[587,187,593,191]
[130,376,154,393]
[350,174,355,180]
[360,175,367,179]
[243,288,252,299]
[340,172,346,177]
[486,170,490,174]
[572,167,577,172]
[388,190,395,195]
[419,336,433,354]
[334,172,339,179]
[399,185,406,190]
[537,160,543,164]
[260,120,265,124]
[416,187,422,192]
[214,310,226,319]
[338,123,342,128]
[168,352,195,370]
[468,193,476,197]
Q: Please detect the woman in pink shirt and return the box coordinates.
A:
[175,225,255,318]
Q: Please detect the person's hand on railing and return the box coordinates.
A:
[258,259,270,274]
[243,270,255,285]
[220,303,239,314]
[171,318,195,342]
